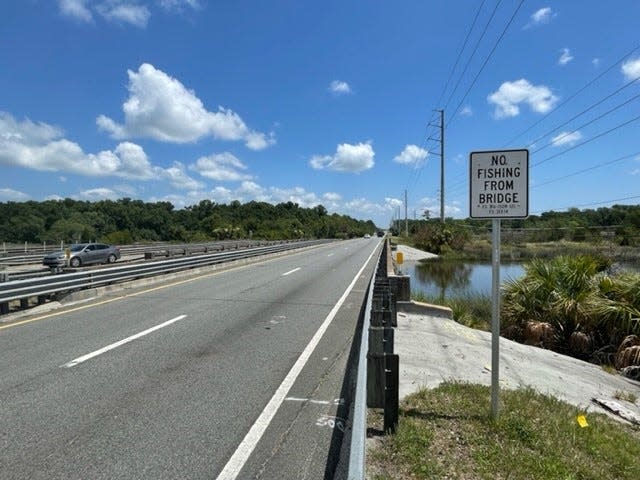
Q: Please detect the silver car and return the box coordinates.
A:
[43,243,121,268]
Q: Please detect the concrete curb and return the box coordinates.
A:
[396,300,453,319]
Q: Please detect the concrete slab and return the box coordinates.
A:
[394,244,438,262]
[395,302,640,425]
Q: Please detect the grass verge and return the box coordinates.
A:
[412,291,492,331]
[367,382,640,480]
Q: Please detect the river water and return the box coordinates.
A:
[399,260,525,298]
[402,258,639,299]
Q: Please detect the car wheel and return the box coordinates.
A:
[107,254,117,264]
[70,257,81,268]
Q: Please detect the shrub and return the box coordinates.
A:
[502,255,640,364]
[413,221,470,254]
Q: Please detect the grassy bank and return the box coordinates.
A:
[392,233,640,265]
[368,382,640,480]
[440,239,640,264]
[412,291,492,331]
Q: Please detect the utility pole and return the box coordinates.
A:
[404,189,408,237]
[428,109,445,223]
[439,109,445,223]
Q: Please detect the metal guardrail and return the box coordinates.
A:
[347,241,380,479]
[0,240,289,266]
[1,269,53,282]
[0,240,328,312]
[348,239,404,479]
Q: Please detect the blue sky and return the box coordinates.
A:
[1,1,640,228]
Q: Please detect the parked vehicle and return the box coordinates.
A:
[43,243,121,268]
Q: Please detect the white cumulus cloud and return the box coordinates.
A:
[329,80,352,95]
[0,188,29,201]
[96,1,151,28]
[488,79,558,118]
[159,0,201,11]
[323,192,342,202]
[417,197,461,218]
[190,152,252,182]
[159,162,204,190]
[558,48,574,66]
[393,144,428,167]
[551,131,583,147]
[202,182,325,209]
[309,142,374,173]
[97,63,274,150]
[210,186,235,203]
[621,57,640,81]
[59,0,202,27]
[78,188,119,200]
[0,111,208,192]
[385,197,403,210]
[0,112,157,179]
[58,0,93,22]
[529,7,555,26]
[344,198,386,215]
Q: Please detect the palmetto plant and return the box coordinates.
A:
[502,255,640,364]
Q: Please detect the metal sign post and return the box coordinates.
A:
[491,217,500,418]
[470,149,529,419]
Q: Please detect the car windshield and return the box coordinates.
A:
[70,244,88,252]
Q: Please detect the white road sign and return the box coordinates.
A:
[470,149,529,219]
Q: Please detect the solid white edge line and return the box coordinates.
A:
[215,245,378,480]
[282,267,301,276]
[61,315,187,368]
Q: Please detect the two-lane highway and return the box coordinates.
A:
[0,238,381,479]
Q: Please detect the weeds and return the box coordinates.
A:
[368,382,640,480]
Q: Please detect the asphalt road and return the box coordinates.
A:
[0,238,381,479]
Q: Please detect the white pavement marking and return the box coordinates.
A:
[285,397,331,405]
[61,315,187,368]
[284,397,345,406]
[215,245,378,480]
[282,267,301,276]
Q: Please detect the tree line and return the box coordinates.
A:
[393,204,640,249]
[0,199,378,244]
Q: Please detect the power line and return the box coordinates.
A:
[447,0,525,128]
[445,72,640,196]
[532,90,640,154]
[449,82,640,192]
[411,1,522,216]
[501,43,640,147]
[442,0,503,113]
[530,194,640,214]
[434,0,487,110]
[525,75,640,151]
[403,1,498,200]
[533,112,640,167]
[533,151,640,188]
[527,77,640,151]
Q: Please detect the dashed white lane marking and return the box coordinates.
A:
[214,244,378,480]
[284,397,345,406]
[282,267,301,276]
[61,315,187,368]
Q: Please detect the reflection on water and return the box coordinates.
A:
[402,260,525,299]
